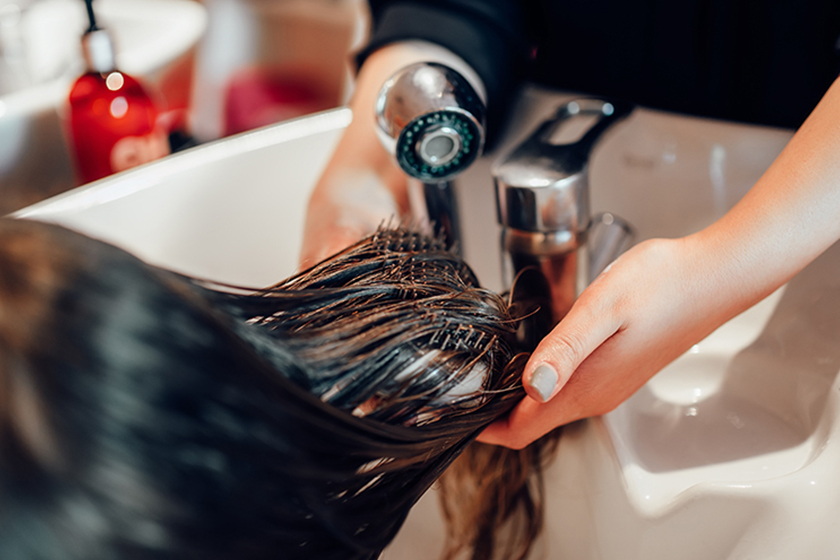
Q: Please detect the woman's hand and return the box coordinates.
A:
[299,46,411,267]
[300,161,407,267]
[478,235,749,448]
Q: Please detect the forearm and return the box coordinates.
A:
[691,76,840,320]
[310,45,416,214]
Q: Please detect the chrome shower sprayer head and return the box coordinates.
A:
[375,62,486,183]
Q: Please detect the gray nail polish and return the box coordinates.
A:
[529,364,558,403]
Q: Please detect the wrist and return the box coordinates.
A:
[683,224,781,327]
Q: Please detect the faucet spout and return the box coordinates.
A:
[493,98,634,345]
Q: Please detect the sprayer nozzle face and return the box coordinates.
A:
[422,135,456,162]
[397,110,481,182]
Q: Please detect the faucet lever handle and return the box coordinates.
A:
[524,98,635,177]
[493,97,634,234]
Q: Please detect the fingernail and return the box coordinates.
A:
[528,364,558,403]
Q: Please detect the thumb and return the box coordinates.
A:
[522,298,621,403]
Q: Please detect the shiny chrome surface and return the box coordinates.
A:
[407,178,462,252]
[494,98,633,234]
[375,62,485,183]
[587,211,634,280]
[375,62,486,250]
[494,98,634,332]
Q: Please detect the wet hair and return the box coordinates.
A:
[0,218,557,560]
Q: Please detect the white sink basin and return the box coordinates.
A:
[0,0,206,214]
[16,88,840,559]
[15,108,350,287]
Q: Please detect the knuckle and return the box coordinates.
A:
[541,329,589,371]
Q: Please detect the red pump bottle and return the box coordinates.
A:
[68,1,169,184]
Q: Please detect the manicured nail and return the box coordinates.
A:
[528,364,558,403]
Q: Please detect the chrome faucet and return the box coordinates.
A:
[493,98,634,344]
[375,62,486,250]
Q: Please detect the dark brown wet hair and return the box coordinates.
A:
[0,219,557,560]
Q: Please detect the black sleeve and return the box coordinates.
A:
[358,0,532,143]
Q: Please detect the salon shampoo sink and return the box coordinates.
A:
[14,87,840,559]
